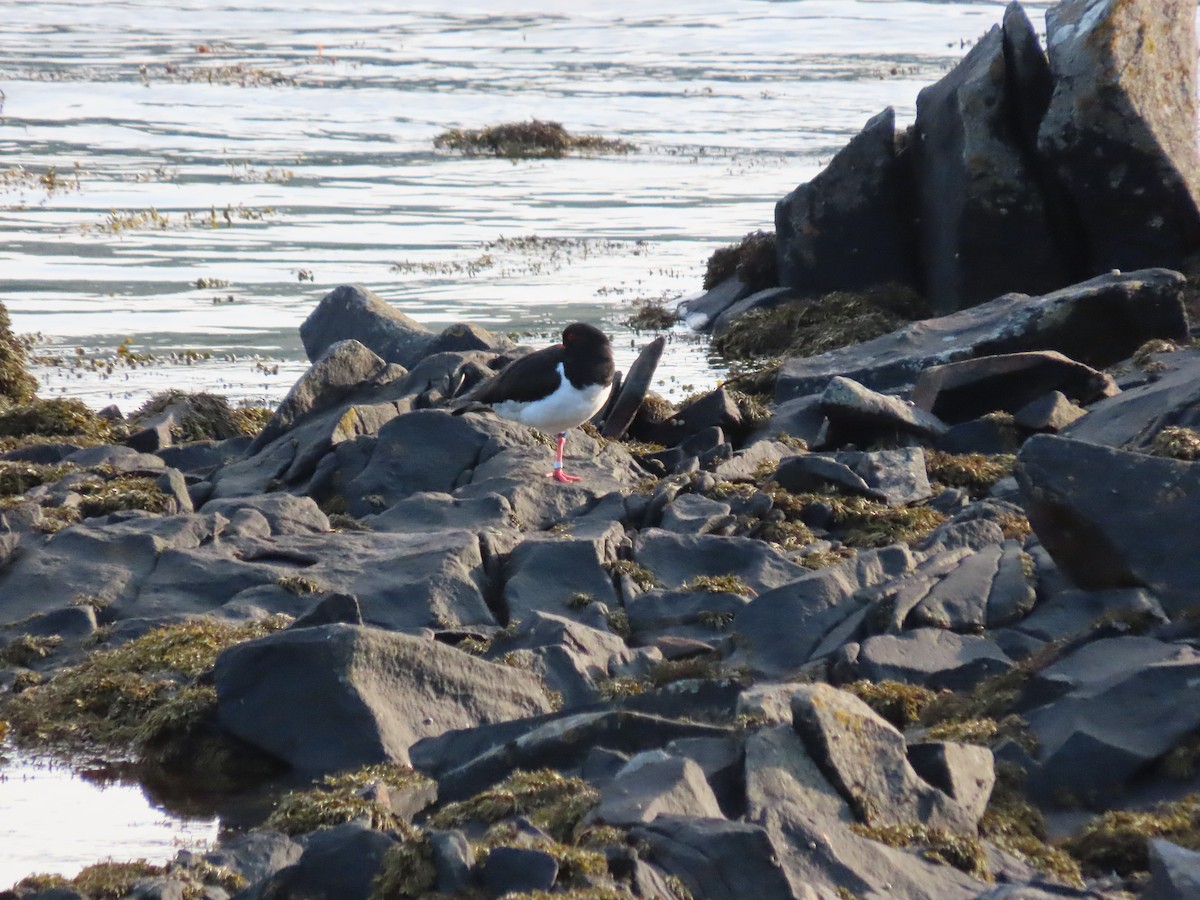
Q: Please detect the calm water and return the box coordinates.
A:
[0,0,1061,413]
[0,0,1064,884]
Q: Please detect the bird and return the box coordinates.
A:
[462,322,615,482]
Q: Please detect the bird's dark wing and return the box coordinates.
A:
[465,343,565,405]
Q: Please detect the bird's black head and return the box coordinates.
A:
[562,322,610,351]
[560,322,614,388]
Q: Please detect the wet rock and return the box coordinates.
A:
[776,269,1188,399]
[300,283,434,368]
[854,628,1014,691]
[775,107,918,296]
[1148,838,1200,900]
[256,822,395,900]
[1038,0,1200,273]
[820,376,948,443]
[201,831,304,886]
[1015,434,1200,615]
[215,623,556,771]
[912,351,1117,424]
[914,18,1065,313]
[790,683,975,832]
[601,335,666,439]
[677,275,753,331]
[1023,637,1200,800]
[1012,390,1087,433]
[588,751,724,826]
[710,286,802,336]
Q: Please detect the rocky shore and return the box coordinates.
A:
[4,0,1200,898]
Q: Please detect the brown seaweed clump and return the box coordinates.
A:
[0,300,38,404]
[434,120,636,159]
[703,230,777,292]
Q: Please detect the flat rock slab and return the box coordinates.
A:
[776,269,1187,399]
[1015,434,1200,615]
[912,351,1117,424]
[744,724,854,827]
[820,376,948,442]
[588,751,724,826]
[215,623,556,772]
[502,522,621,625]
[1023,637,1200,799]
[632,528,810,596]
[855,628,1014,691]
[790,683,974,833]
[1062,349,1200,450]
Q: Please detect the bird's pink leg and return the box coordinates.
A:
[547,432,581,483]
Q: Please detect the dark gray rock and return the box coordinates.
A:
[908,543,1002,632]
[3,604,97,642]
[481,846,558,896]
[626,588,749,643]
[429,829,474,895]
[747,394,826,449]
[215,624,555,771]
[791,683,975,832]
[290,592,363,629]
[710,286,802,336]
[914,21,1065,313]
[1148,838,1200,900]
[601,336,666,439]
[202,831,303,886]
[776,269,1188,400]
[588,751,724,826]
[1038,0,1200,273]
[416,710,732,803]
[365,490,514,534]
[647,387,746,449]
[912,351,1117,424]
[256,822,395,900]
[744,724,854,827]
[731,546,916,678]
[1015,434,1200,615]
[300,283,434,368]
[630,816,803,900]
[906,741,995,824]
[775,107,918,296]
[66,443,166,471]
[250,339,393,453]
[502,522,621,625]
[425,321,512,359]
[659,493,733,535]
[632,528,810,595]
[1012,390,1087,433]
[820,376,947,443]
[677,275,753,331]
[1062,349,1200,450]
[834,447,932,507]
[855,629,1014,691]
[1023,637,1200,800]
[771,454,883,501]
[200,494,330,535]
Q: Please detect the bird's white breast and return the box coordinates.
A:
[492,362,612,435]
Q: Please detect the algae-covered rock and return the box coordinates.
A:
[0,300,38,405]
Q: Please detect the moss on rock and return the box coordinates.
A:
[267,764,432,836]
[427,769,600,843]
[703,230,777,292]
[0,300,38,404]
[712,283,927,362]
[1062,793,1200,877]
[843,680,938,729]
[925,451,1015,497]
[0,397,112,440]
[851,822,991,881]
[130,389,269,441]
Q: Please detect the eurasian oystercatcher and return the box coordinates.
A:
[465,322,614,482]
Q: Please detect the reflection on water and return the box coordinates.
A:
[0,0,1057,412]
[0,742,219,887]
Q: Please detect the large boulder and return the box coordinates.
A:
[1037,0,1200,273]
[913,17,1065,312]
[776,268,1188,399]
[1015,434,1200,615]
[775,107,918,296]
[215,623,556,772]
[300,284,434,368]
